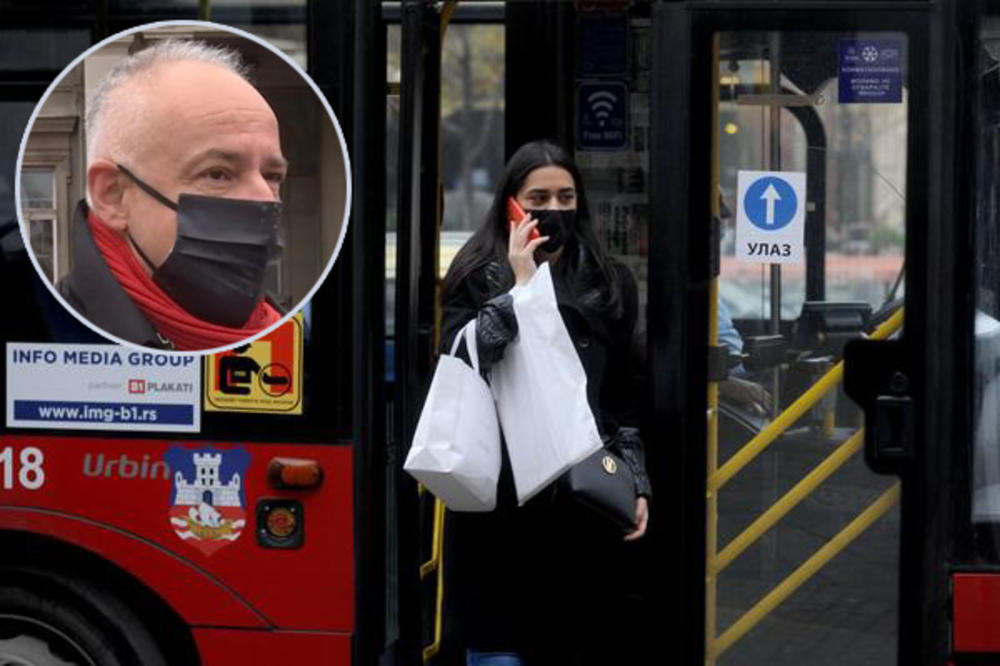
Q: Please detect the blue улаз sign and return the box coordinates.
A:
[838,39,903,104]
[735,170,807,264]
[577,81,628,151]
[743,176,798,231]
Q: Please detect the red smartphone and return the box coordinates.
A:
[507,196,540,240]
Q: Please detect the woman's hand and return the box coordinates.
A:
[508,214,549,285]
[624,497,649,541]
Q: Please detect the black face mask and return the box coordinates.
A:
[117,164,282,328]
[526,208,576,253]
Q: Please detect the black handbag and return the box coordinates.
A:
[561,446,637,531]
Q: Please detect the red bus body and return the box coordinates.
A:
[0,434,355,664]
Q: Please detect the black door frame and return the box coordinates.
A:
[649,2,966,664]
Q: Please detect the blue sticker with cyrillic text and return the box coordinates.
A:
[838,40,903,104]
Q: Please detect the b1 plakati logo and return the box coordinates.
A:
[128,379,146,394]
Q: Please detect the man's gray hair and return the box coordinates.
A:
[85,39,249,166]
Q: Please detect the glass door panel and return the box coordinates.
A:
[708,30,906,666]
[973,14,1000,556]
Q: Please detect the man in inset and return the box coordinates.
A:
[59,39,287,350]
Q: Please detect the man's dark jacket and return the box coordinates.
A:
[58,201,171,348]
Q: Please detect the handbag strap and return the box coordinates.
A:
[448,320,481,373]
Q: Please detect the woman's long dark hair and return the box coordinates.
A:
[442,140,622,318]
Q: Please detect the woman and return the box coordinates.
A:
[439,141,652,665]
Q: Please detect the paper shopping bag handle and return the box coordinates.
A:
[447,319,481,374]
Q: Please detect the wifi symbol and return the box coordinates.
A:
[587,91,617,126]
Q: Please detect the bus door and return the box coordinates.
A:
[388,2,668,661]
[648,3,957,665]
[389,3,670,661]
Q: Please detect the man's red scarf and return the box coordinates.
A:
[87,211,280,350]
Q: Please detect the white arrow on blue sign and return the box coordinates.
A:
[735,170,807,264]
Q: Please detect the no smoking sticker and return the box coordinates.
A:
[735,170,806,264]
[204,313,304,414]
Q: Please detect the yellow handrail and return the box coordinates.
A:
[709,482,900,658]
[711,364,843,490]
[440,0,458,39]
[420,497,445,579]
[705,307,904,662]
[710,307,903,491]
[712,429,864,573]
[421,499,447,662]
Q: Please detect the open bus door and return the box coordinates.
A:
[394,3,920,663]
[388,4,664,662]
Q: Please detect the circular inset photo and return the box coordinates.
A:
[16,21,350,353]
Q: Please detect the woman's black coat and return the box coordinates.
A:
[436,253,651,664]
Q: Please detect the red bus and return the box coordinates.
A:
[0,3,386,664]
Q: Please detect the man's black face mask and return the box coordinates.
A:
[526,208,576,253]
[116,164,282,327]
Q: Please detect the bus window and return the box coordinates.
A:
[0,104,33,232]
[0,29,89,73]
[707,30,906,666]
[440,24,504,239]
[106,0,305,55]
[718,53,807,320]
[973,16,1000,542]
[576,13,651,364]
[0,27,87,264]
[387,22,400,354]
[435,22,505,283]
[718,38,906,329]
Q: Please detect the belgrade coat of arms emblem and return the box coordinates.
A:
[164,446,250,556]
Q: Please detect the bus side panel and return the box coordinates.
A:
[0,435,354,631]
[193,628,351,665]
[0,508,267,626]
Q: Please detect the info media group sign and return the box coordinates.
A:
[6,343,201,432]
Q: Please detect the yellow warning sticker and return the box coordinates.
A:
[204,314,304,414]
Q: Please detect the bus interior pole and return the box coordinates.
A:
[768,32,782,419]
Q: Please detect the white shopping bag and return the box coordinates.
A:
[490,263,604,504]
[404,320,501,511]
